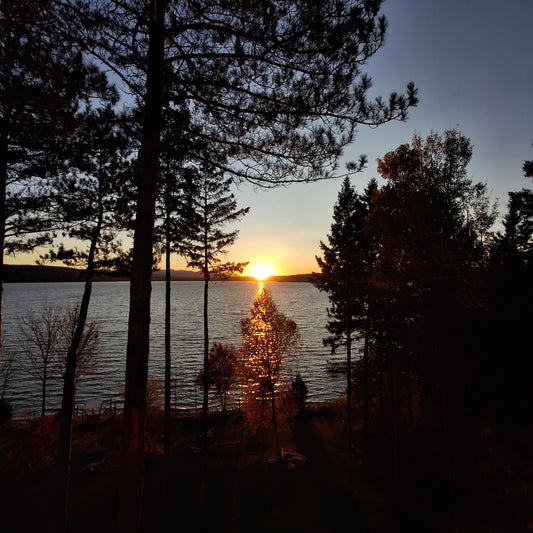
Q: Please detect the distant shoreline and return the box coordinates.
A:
[3,264,312,283]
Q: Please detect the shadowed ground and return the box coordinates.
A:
[0,402,531,532]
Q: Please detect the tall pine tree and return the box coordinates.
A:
[182,168,248,443]
[313,176,376,486]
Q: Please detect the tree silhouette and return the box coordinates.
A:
[486,148,533,420]
[0,0,113,372]
[365,130,496,490]
[65,2,418,527]
[196,342,240,413]
[313,176,377,483]
[155,108,196,459]
[38,104,131,531]
[240,287,300,460]
[183,168,248,443]
[19,305,61,418]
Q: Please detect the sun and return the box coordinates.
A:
[249,263,274,280]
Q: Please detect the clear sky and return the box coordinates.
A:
[7,0,533,277]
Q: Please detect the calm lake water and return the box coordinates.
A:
[2,280,354,419]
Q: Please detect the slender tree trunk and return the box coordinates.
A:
[270,386,281,460]
[202,265,209,444]
[346,320,353,491]
[391,346,399,487]
[0,113,9,369]
[42,373,46,418]
[117,1,165,531]
[56,178,103,532]
[164,178,171,460]
[362,299,371,454]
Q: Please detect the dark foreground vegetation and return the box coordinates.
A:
[0,402,531,533]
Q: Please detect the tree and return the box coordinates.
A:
[18,303,101,419]
[196,342,240,413]
[371,130,496,399]
[0,348,15,401]
[155,108,196,459]
[0,348,16,421]
[67,2,417,527]
[365,129,497,491]
[312,176,376,482]
[240,287,300,460]
[19,305,62,417]
[184,169,248,442]
[56,302,99,383]
[291,373,308,415]
[0,0,112,373]
[37,102,130,531]
[486,149,533,419]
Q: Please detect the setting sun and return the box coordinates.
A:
[249,263,274,280]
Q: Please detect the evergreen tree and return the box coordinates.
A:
[39,104,131,531]
[183,169,248,443]
[0,0,112,369]
[367,129,497,490]
[486,149,533,420]
[313,176,376,484]
[155,106,196,459]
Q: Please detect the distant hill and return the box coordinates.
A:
[151,270,203,281]
[4,264,89,283]
[4,264,312,283]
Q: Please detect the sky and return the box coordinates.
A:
[8,0,533,277]
[224,0,533,276]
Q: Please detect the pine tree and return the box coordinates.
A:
[183,169,248,443]
[313,176,375,485]
[0,0,112,371]
[40,104,132,531]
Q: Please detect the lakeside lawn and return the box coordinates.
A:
[0,402,531,532]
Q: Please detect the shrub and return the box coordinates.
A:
[291,373,308,415]
[0,398,13,424]
[2,416,59,473]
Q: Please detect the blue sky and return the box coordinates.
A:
[227,0,533,275]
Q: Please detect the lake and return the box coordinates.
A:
[2,280,355,419]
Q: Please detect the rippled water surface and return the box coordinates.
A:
[3,281,355,418]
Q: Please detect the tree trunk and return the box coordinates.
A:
[117,1,165,531]
[362,300,371,454]
[164,180,171,460]
[0,113,9,369]
[270,387,281,461]
[346,308,353,491]
[42,373,46,418]
[56,179,103,532]
[202,266,209,444]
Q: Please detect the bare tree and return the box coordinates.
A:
[18,303,101,419]
[19,305,62,417]
[56,303,99,382]
[0,350,16,400]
